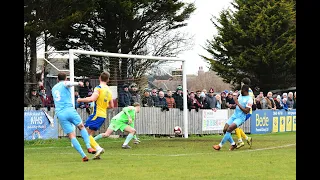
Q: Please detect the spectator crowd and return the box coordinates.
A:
[118,84,297,112]
[24,79,296,113]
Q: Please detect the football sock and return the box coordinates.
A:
[71,137,86,158]
[239,128,248,140]
[123,134,134,145]
[80,128,91,149]
[220,132,232,146]
[235,128,241,141]
[229,138,235,145]
[89,135,101,150]
[94,134,103,141]
[133,135,138,140]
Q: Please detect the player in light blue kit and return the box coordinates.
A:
[51,72,96,162]
[212,84,253,151]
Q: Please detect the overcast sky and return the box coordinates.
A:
[177,0,233,75]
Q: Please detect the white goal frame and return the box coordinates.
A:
[46,49,189,138]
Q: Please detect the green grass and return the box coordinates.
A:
[24,132,296,180]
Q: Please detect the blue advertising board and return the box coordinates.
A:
[271,109,296,133]
[250,110,273,134]
[250,109,296,134]
[24,110,58,140]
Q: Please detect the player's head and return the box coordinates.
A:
[133,102,141,113]
[57,72,67,81]
[241,84,250,96]
[99,71,110,83]
[241,77,251,87]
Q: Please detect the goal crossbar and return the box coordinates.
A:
[71,49,185,62]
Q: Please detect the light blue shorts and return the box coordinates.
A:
[56,107,82,134]
[226,114,245,127]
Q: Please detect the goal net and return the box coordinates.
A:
[44,49,189,138]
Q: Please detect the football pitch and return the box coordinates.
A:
[24,132,296,180]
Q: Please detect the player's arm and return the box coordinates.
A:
[63,81,83,87]
[77,88,99,103]
[108,99,114,109]
[237,98,253,114]
[107,90,114,109]
[122,106,134,124]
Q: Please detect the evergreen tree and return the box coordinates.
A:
[202,0,296,93]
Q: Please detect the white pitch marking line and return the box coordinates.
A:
[25,143,296,157]
[42,144,296,156]
[126,144,296,156]
[242,144,296,152]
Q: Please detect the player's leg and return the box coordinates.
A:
[237,114,252,148]
[94,128,114,140]
[235,128,245,148]
[94,119,118,140]
[213,116,237,150]
[84,115,97,150]
[213,123,238,151]
[86,117,107,159]
[84,116,105,150]
[121,125,136,149]
[222,123,229,134]
[242,114,251,141]
[243,114,252,147]
[133,134,140,144]
[68,132,89,162]
[236,114,252,148]
[76,123,96,154]
[69,110,96,154]
[58,113,88,162]
[130,123,140,144]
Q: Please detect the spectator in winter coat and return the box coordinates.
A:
[118,84,133,107]
[173,85,184,110]
[204,88,217,111]
[165,90,176,108]
[141,90,154,107]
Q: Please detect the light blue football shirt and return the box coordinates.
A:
[234,94,253,119]
[51,81,74,114]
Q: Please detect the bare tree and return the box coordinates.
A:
[129,29,194,80]
[187,71,232,92]
[146,29,194,57]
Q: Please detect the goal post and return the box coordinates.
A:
[47,49,189,138]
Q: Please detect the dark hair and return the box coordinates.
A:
[100,71,110,82]
[241,77,251,85]
[58,72,67,81]
[241,84,250,93]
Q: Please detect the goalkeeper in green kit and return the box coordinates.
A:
[94,102,140,149]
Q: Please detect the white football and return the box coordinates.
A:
[174,126,182,135]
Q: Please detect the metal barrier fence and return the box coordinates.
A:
[24,107,250,137]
